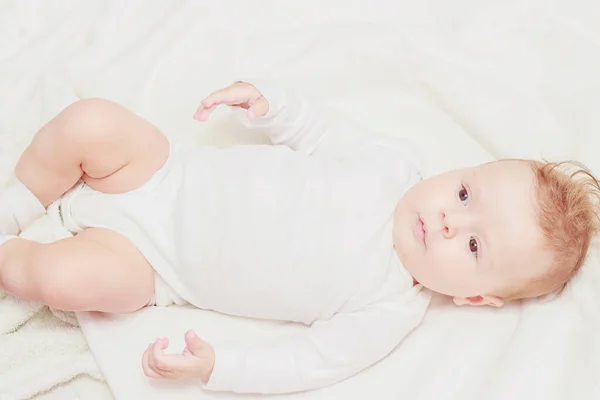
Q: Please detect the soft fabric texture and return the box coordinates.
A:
[0,1,599,399]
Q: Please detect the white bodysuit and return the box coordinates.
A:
[58,81,432,394]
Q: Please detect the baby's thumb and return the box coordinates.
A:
[184,330,205,355]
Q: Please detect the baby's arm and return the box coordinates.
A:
[196,81,420,167]
[236,81,385,160]
[142,291,430,394]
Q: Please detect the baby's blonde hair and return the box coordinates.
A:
[510,160,600,300]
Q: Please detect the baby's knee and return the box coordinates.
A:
[16,253,83,308]
[33,251,154,312]
[33,268,88,310]
[3,246,90,309]
[54,98,122,145]
[0,241,60,303]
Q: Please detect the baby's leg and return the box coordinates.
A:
[0,98,171,311]
[1,98,169,236]
[16,98,170,208]
[0,228,154,312]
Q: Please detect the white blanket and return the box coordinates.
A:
[1,0,599,399]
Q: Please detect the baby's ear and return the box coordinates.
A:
[453,296,504,307]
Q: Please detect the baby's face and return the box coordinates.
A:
[393,160,551,306]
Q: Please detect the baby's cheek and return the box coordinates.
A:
[420,249,470,293]
[414,253,445,284]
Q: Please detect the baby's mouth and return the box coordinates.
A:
[416,214,427,247]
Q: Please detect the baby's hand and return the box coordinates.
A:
[142,330,215,383]
[194,82,269,122]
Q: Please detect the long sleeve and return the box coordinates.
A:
[203,286,431,394]
[234,80,422,170]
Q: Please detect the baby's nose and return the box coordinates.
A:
[441,211,458,238]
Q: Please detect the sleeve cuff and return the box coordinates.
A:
[202,344,243,392]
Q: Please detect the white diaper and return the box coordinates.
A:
[55,143,189,307]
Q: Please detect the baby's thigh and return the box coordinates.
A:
[3,227,155,312]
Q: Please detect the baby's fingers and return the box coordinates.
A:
[142,345,162,379]
[201,84,257,108]
[194,83,264,122]
[146,338,174,377]
[148,338,201,378]
[193,104,218,122]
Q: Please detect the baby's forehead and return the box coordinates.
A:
[473,160,538,219]
[471,161,547,271]
[473,159,536,184]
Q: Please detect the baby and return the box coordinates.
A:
[0,81,598,394]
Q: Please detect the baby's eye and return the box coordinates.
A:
[458,185,469,206]
[469,237,479,258]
